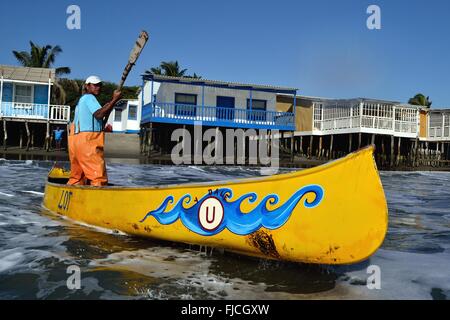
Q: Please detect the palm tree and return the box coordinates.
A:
[149,66,163,75]
[13,41,71,104]
[13,41,71,76]
[145,60,200,78]
[408,94,432,108]
[160,61,187,77]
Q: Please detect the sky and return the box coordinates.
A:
[1,0,449,107]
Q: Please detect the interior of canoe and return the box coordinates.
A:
[47,145,377,190]
[47,167,116,186]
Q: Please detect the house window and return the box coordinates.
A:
[128,105,137,120]
[114,108,122,122]
[247,99,267,121]
[247,99,267,110]
[14,84,33,104]
[175,93,197,117]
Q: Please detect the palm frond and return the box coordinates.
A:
[56,67,71,76]
[12,51,32,66]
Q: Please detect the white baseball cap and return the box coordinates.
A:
[85,75,102,84]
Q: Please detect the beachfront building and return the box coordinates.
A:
[139,74,297,160]
[106,99,140,133]
[0,65,70,150]
[275,95,434,167]
[426,109,450,141]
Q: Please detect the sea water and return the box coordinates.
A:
[0,159,449,299]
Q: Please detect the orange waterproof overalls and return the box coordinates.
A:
[67,117,108,187]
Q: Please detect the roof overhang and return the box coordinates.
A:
[142,74,297,95]
[0,65,56,84]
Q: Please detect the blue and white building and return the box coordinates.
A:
[0,65,70,123]
[140,74,297,131]
[106,99,141,133]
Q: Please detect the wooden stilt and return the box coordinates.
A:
[348,134,352,153]
[299,135,303,156]
[318,136,323,159]
[19,130,23,149]
[414,138,419,167]
[371,134,375,145]
[2,119,7,151]
[46,122,50,152]
[290,132,294,161]
[396,137,401,166]
[390,135,394,167]
[358,132,362,149]
[147,122,155,158]
[25,122,30,151]
[308,135,313,159]
[329,135,334,159]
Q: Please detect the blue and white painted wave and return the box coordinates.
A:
[139,185,324,236]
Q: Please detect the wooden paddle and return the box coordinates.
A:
[103,30,149,130]
[118,30,150,89]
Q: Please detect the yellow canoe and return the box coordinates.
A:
[42,145,388,265]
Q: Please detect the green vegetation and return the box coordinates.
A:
[146,60,201,78]
[13,41,72,104]
[12,41,71,76]
[408,94,432,108]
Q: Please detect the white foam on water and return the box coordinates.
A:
[0,191,14,197]
[187,166,207,173]
[334,249,450,300]
[259,167,282,176]
[87,247,334,300]
[0,249,25,273]
[90,247,212,278]
[21,191,44,196]
[44,208,128,237]
[74,220,128,236]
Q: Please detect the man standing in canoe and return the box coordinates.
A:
[67,76,121,186]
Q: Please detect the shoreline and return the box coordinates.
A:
[1,147,450,171]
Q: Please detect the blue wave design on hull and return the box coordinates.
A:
[140,185,324,236]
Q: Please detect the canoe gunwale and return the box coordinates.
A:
[46,145,377,191]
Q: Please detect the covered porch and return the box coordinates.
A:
[141,74,297,131]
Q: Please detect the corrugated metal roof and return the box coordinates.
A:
[143,74,297,94]
[429,108,450,113]
[0,65,55,83]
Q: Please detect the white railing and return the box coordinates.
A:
[313,102,419,136]
[50,105,70,122]
[428,113,450,139]
[429,126,450,139]
[0,102,70,122]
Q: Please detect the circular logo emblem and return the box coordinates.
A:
[198,197,224,231]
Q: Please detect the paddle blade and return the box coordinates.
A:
[119,30,150,89]
[128,30,149,65]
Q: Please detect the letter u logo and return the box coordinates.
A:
[205,206,216,223]
[198,197,224,231]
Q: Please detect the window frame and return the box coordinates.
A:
[174,93,197,117]
[175,93,197,105]
[114,108,123,122]
[13,84,34,105]
[128,104,138,121]
[246,99,267,111]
